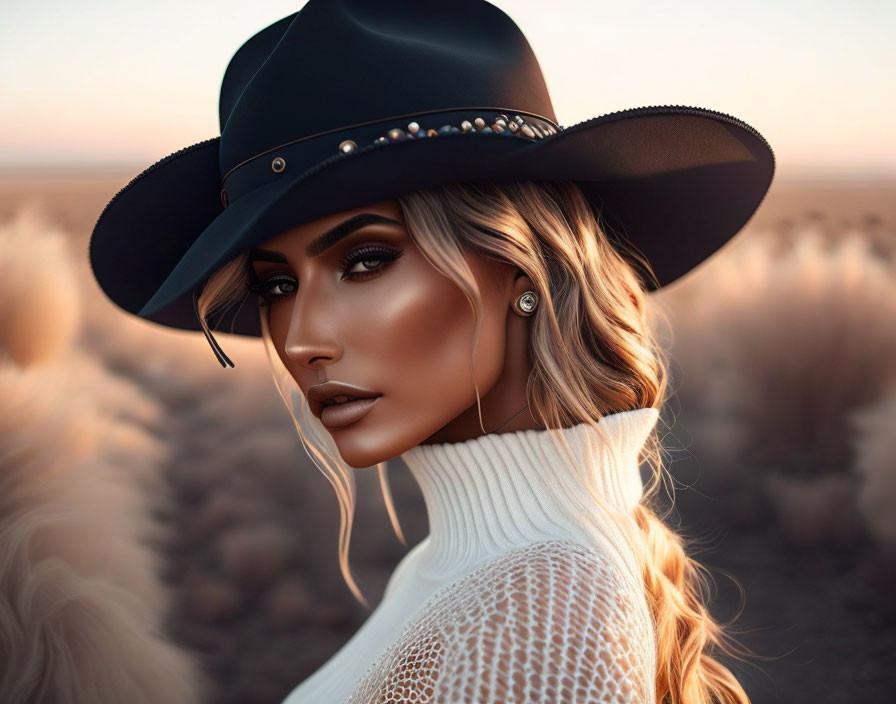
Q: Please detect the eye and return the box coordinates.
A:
[339,245,403,281]
[246,273,296,303]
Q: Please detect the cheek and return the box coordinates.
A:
[358,266,473,389]
[348,260,506,423]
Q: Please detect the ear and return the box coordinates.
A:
[511,269,534,295]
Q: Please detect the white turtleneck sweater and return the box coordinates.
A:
[282,407,660,704]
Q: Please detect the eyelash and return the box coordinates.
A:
[246,245,403,302]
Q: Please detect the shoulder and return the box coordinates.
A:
[434,540,648,634]
[349,540,655,703]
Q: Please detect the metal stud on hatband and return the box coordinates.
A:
[271,156,286,173]
[337,113,555,155]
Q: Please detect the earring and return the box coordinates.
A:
[515,291,538,316]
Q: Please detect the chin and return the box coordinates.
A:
[324,407,398,469]
[326,403,440,469]
[333,438,391,470]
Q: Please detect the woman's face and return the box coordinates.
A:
[248,198,539,468]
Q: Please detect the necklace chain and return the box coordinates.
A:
[487,403,530,434]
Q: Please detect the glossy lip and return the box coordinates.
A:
[319,396,382,429]
[307,380,381,420]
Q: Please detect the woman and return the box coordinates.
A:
[89,1,775,702]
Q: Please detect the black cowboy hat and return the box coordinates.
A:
[88,0,775,356]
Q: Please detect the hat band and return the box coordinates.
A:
[219,108,560,207]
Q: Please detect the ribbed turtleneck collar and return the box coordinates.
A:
[398,407,660,577]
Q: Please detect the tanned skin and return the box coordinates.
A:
[248,198,545,469]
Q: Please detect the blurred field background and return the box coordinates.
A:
[1,171,894,703]
[2,0,895,702]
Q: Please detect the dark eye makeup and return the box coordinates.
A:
[246,244,404,303]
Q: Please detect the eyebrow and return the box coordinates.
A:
[248,213,403,263]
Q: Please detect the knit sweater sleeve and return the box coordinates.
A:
[347,540,656,704]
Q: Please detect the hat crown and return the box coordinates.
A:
[217,0,556,175]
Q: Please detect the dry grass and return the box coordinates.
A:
[652,225,896,548]
[0,208,209,703]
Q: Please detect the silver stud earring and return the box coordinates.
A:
[515,291,538,315]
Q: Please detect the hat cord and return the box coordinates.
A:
[193,286,235,368]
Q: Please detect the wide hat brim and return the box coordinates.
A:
[89,104,775,338]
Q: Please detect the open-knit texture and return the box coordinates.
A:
[282,407,660,703]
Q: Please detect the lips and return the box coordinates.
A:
[319,396,381,429]
[307,381,381,425]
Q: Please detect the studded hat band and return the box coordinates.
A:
[219,107,560,208]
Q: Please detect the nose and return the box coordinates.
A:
[282,284,342,370]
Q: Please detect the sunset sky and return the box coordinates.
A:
[1,0,893,178]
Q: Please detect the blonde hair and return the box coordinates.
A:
[196,180,762,704]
